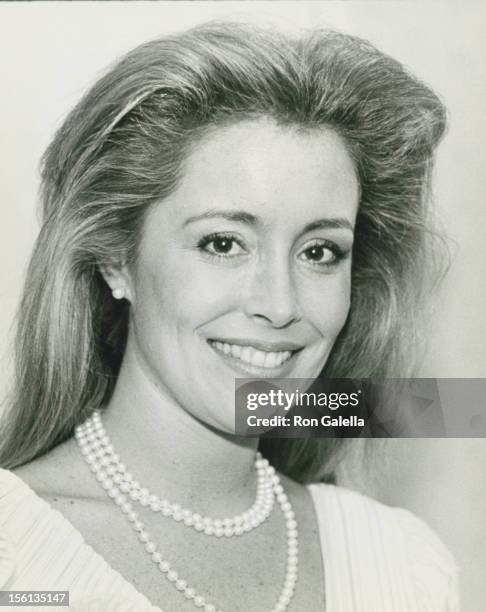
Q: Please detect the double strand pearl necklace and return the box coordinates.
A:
[75,411,299,612]
[77,411,274,537]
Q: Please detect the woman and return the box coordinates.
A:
[0,22,458,611]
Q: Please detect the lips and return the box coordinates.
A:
[211,341,292,368]
[208,337,303,373]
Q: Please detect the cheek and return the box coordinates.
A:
[300,272,351,337]
[135,255,240,333]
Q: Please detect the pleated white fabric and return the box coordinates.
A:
[0,469,459,611]
[307,484,459,612]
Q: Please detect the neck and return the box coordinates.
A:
[100,342,259,516]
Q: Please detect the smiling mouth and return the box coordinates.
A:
[208,340,302,370]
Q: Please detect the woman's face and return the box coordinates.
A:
[122,118,359,433]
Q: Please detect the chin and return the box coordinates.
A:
[199,411,238,437]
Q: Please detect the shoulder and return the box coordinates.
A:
[0,469,159,611]
[9,437,104,501]
[0,466,60,590]
[307,481,455,559]
[0,441,107,591]
[308,483,459,611]
[0,466,98,584]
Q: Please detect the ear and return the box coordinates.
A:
[99,260,135,303]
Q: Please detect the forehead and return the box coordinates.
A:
[159,117,359,228]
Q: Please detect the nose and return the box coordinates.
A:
[241,255,301,329]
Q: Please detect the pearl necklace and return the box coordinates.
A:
[76,411,275,537]
[75,411,299,612]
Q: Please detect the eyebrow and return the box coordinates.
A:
[183,210,354,233]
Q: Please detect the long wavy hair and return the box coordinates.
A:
[0,22,446,480]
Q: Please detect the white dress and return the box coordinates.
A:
[0,468,459,611]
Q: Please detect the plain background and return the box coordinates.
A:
[0,2,485,609]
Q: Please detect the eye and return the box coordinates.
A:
[197,233,246,258]
[298,240,344,267]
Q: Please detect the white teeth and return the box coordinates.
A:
[211,341,293,369]
[241,347,251,363]
[230,344,242,359]
[264,352,278,368]
[252,349,266,367]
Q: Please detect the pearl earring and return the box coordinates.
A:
[112,287,125,300]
